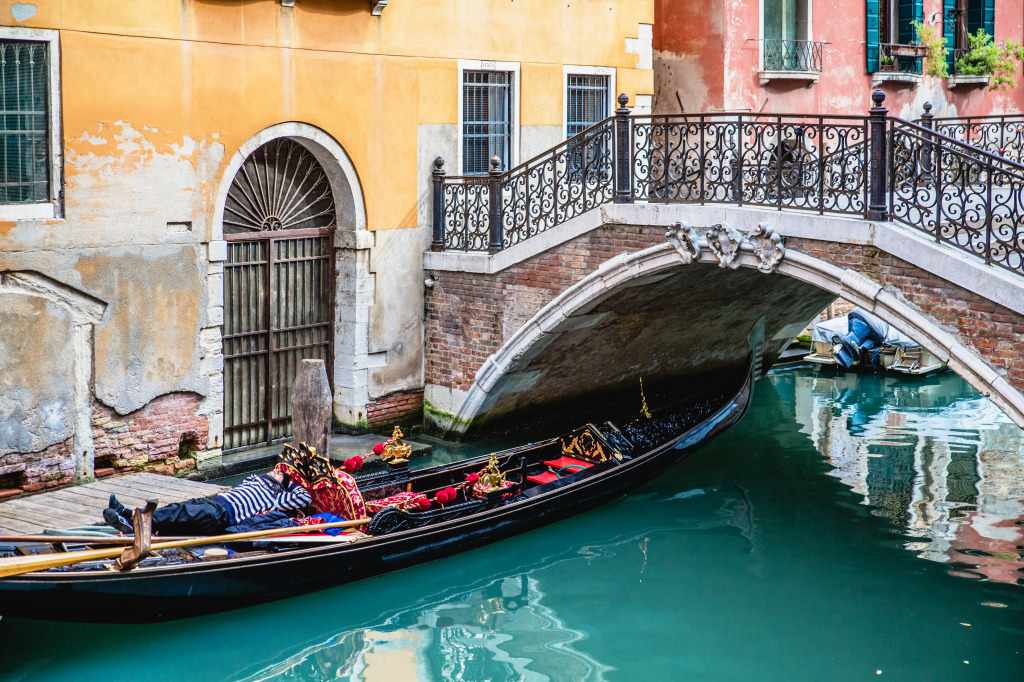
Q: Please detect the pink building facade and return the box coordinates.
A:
[654,0,1024,119]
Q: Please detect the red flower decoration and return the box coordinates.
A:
[372,443,385,456]
[434,486,457,504]
[415,496,432,510]
[465,472,479,484]
[343,456,363,473]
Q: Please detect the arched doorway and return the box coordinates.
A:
[221,138,336,450]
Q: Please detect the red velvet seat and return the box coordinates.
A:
[526,470,559,485]
[526,456,593,486]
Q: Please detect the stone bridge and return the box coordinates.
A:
[422,94,1024,436]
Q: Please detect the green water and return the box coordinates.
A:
[1,366,1022,681]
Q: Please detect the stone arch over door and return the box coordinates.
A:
[442,229,1024,436]
[209,123,371,449]
[0,272,106,483]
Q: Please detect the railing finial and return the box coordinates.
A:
[867,90,889,221]
[490,156,502,173]
[430,157,447,252]
[617,92,629,110]
[871,89,886,108]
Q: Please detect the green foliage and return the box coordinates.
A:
[910,21,948,78]
[880,54,894,67]
[956,29,1024,91]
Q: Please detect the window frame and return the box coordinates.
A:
[561,65,615,142]
[457,59,520,176]
[759,0,814,71]
[0,27,61,220]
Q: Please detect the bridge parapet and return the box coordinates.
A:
[433,92,1024,278]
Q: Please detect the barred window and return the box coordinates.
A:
[0,40,49,205]
[462,70,511,175]
[566,75,609,139]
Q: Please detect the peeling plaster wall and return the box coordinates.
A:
[655,0,1024,118]
[0,0,655,476]
[0,294,75,454]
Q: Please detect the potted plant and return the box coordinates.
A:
[956,29,1024,90]
[910,20,948,77]
[879,54,895,72]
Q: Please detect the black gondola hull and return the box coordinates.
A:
[0,374,752,623]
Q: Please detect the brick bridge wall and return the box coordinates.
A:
[425,225,1024,412]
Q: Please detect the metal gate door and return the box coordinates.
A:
[221,139,336,451]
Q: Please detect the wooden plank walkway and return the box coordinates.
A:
[0,474,230,535]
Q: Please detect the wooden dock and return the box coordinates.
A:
[0,473,230,535]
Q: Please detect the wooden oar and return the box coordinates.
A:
[0,518,372,579]
[1,532,367,546]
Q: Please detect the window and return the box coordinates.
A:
[0,28,60,218]
[944,0,995,68]
[565,74,609,139]
[760,0,820,74]
[866,0,923,73]
[462,70,512,175]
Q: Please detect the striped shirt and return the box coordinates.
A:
[215,474,312,524]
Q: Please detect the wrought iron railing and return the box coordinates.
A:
[927,112,1024,166]
[433,121,613,251]
[875,43,925,75]
[760,39,824,72]
[890,119,1024,275]
[629,114,869,216]
[432,92,1024,277]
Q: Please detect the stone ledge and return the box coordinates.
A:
[871,71,922,87]
[948,74,990,88]
[758,69,819,87]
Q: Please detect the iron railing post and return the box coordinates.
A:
[614,93,632,203]
[867,89,889,221]
[487,156,504,253]
[920,102,935,185]
[431,156,446,251]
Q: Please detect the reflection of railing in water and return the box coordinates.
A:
[433,92,1024,278]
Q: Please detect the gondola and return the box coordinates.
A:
[0,366,753,623]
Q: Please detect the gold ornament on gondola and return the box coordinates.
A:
[477,453,507,493]
[640,377,652,419]
[380,426,412,465]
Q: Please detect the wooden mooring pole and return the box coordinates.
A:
[291,359,333,460]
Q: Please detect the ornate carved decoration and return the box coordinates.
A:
[706,223,743,269]
[747,223,786,273]
[380,426,412,465]
[665,221,701,263]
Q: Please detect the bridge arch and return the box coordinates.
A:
[438,226,1024,435]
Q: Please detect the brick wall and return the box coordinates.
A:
[789,238,1024,390]
[367,390,424,429]
[426,228,1024,399]
[427,226,666,391]
[92,392,208,475]
[0,392,208,497]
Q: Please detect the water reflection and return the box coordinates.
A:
[236,485,754,682]
[790,368,1024,584]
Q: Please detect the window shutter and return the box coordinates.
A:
[897,0,924,73]
[866,0,880,73]
[968,0,995,37]
[943,0,956,71]
[897,0,923,44]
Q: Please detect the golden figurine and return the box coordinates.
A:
[380,425,413,465]
[639,377,652,419]
[477,453,506,493]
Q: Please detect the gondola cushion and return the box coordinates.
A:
[541,456,593,472]
[526,471,559,485]
[364,491,430,515]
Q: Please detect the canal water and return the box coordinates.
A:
[1,366,1021,681]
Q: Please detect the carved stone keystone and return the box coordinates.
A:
[665,221,701,263]
[706,223,744,269]
[747,223,786,273]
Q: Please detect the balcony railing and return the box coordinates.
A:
[432,93,1024,277]
[761,39,824,73]
[875,43,925,74]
